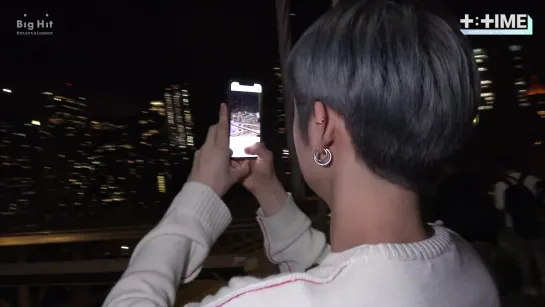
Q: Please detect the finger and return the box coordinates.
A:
[194,149,200,159]
[239,159,252,173]
[244,142,273,161]
[193,149,201,165]
[204,124,217,147]
[230,159,241,168]
[218,103,229,127]
[216,103,229,147]
[230,159,250,181]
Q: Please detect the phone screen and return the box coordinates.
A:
[228,81,262,159]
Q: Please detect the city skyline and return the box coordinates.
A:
[1,3,545,306]
[1,1,543,116]
[0,83,198,232]
[1,0,544,232]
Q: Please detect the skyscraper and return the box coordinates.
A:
[508,44,530,107]
[39,89,94,217]
[164,84,195,160]
[88,119,134,210]
[135,101,172,209]
[272,65,291,184]
[473,48,495,111]
[0,120,41,228]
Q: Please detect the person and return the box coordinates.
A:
[104,1,499,306]
[494,156,544,296]
[435,163,502,245]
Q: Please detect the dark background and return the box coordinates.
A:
[0,0,543,130]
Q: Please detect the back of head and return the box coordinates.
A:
[287,0,479,191]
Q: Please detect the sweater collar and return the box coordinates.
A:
[321,224,453,265]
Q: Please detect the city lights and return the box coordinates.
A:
[473,114,480,125]
[164,85,195,154]
[473,48,495,110]
[157,175,166,193]
[31,120,40,126]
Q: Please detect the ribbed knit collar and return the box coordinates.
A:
[321,225,453,265]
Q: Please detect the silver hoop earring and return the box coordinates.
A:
[313,148,332,167]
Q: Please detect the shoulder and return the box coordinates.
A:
[494,181,507,189]
[526,175,541,184]
[196,264,349,307]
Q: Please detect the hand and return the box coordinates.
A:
[188,103,249,197]
[241,143,288,216]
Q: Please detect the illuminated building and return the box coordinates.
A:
[473,48,495,111]
[0,121,41,222]
[164,84,195,160]
[39,89,94,214]
[509,45,530,107]
[272,65,291,183]
[139,101,166,150]
[135,101,173,208]
[88,119,134,208]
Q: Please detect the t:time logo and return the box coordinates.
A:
[460,14,533,36]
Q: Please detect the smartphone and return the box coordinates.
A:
[227,81,262,159]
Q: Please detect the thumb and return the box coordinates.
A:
[244,142,272,161]
[230,160,250,181]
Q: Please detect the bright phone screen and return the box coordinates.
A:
[228,82,262,158]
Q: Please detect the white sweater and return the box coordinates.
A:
[104,182,500,307]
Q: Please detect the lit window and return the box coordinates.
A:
[157,175,166,193]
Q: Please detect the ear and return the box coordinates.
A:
[311,101,335,149]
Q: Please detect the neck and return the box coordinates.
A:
[328,162,429,253]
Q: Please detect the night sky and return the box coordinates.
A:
[0,0,544,135]
[0,1,282,124]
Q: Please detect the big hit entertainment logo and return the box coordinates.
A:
[17,14,54,36]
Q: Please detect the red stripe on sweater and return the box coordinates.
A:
[214,265,347,307]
